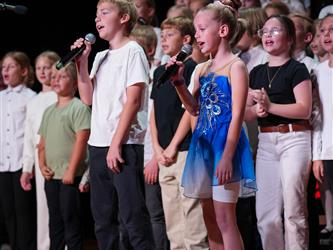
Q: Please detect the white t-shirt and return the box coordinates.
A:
[313,60,333,160]
[294,50,318,73]
[89,41,149,147]
[240,45,268,73]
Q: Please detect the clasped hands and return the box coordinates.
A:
[249,88,271,117]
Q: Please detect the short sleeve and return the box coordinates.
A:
[73,104,91,132]
[127,50,149,87]
[291,62,310,88]
[38,107,49,138]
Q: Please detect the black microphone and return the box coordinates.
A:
[156,44,193,88]
[0,3,28,14]
[56,33,96,70]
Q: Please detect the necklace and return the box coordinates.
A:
[266,65,282,88]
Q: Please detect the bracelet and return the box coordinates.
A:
[172,79,185,86]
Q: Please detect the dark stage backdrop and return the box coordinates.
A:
[0,0,174,76]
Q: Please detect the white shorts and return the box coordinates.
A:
[212,182,240,203]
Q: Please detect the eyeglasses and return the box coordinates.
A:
[257,27,284,38]
[319,26,333,35]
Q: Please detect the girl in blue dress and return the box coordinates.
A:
[165,1,256,249]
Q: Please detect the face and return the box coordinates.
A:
[320,17,333,53]
[134,0,153,22]
[291,17,307,51]
[260,17,290,56]
[161,27,185,57]
[51,68,75,97]
[35,56,53,86]
[265,7,279,18]
[190,1,205,17]
[175,0,190,6]
[242,0,260,8]
[95,2,122,41]
[310,25,327,57]
[237,31,252,52]
[1,56,26,87]
[194,10,222,55]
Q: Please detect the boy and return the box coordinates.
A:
[150,16,208,249]
[38,62,91,250]
[72,0,153,249]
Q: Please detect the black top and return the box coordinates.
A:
[249,58,310,126]
[151,58,197,150]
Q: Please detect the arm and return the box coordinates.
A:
[63,129,90,184]
[38,136,54,180]
[261,79,312,120]
[79,166,90,192]
[144,156,159,184]
[107,84,145,173]
[216,61,249,184]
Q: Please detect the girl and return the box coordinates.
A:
[245,15,312,250]
[0,51,36,250]
[20,51,60,250]
[312,14,333,240]
[310,19,329,63]
[166,1,256,249]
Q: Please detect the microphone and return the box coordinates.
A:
[56,33,96,70]
[0,3,28,14]
[156,44,192,88]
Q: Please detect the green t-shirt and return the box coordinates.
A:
[39,97,91,179]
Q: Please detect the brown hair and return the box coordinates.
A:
[264,2,290,16]
[161,16,195,44]
[97,0,138,34]
[167,4,193,19]
[130,24,157,58]
[289,13,315,37]
[2,51,34,86]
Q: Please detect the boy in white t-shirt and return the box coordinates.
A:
[72,0,153,249]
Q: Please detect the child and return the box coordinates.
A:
[130,24,170,250]
[290,13,317,72]
[0,51,36,250]
[263,1,290,17]
[20,51,60,250]
[166,1,256,249]
[150,16,209,249]
[167,4,193,19]
[38,62,91,250]
[310,19,329,63]
[245,15,312,250]
[312,14,333,241]
[72,0,154,248]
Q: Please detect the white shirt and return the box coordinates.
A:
[240,45,268,73]
[22,91,57,173]
[89,41,149,147]
[294,50,317,73]
[313,61,333,160]
[0,85,36,172]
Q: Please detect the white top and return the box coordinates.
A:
[89,41,149,146]
[144,83,154,166]
[153,27,164,63]
[0,85,36,172]
[294,50,317,73]
[312,60,333,160]
[240,45,268,73]
[22,91,57,173]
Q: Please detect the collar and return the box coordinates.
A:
[5,84,25,94]
[294,51,306,62]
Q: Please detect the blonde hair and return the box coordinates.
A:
[161,16,195,44]
[130,24,157,57]
[289,13,315,38]
[97,0,138,34]
[35,51,60,66]
[2,51,34,87]
[167,4,193,19]
[61,62,78,83]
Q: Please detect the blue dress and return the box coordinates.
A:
[181,72,256,198]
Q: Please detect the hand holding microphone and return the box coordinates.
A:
[56,33,96,70]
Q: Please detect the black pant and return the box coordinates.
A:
[89,145,153,250]
[145,182,169,250]
[45,178,83,250]
[0,170,36,250]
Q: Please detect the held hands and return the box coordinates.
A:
[144,157,159,185]
[249,88,270,117]
[40,165,54,181]
[62,168,75,185]
[20,172,34,191]
[162,144,178,166]
[312,160,324,183]
[216,156,233,185]
[107,143,125,174]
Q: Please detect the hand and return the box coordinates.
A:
[216,156,233,185]
[167,55,185,83]
[20,172,33,191]
[70,37,92,63]
[312,160,324,183]
[62,168,75,185]
[79,183,90,192]
[163,144,178,166]
[107,143,124,174]
[144,157,159,185]
[259,88,271,111]
[255,103,268,118]
[154,145,168,166]
[40,165,54,181]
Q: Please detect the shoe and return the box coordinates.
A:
[320,228,333,239]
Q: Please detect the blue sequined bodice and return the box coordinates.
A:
[196,73,232,135]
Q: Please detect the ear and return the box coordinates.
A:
[182,34,192,44]
[218,24,229,38]
[304,32,313,44]
[147,46,156,58]
[120,13,130,25]
[21,67,28,78]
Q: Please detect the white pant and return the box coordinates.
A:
[255,131,311,250]
[34,150,50,250]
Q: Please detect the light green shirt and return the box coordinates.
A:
[39,97,91,179]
